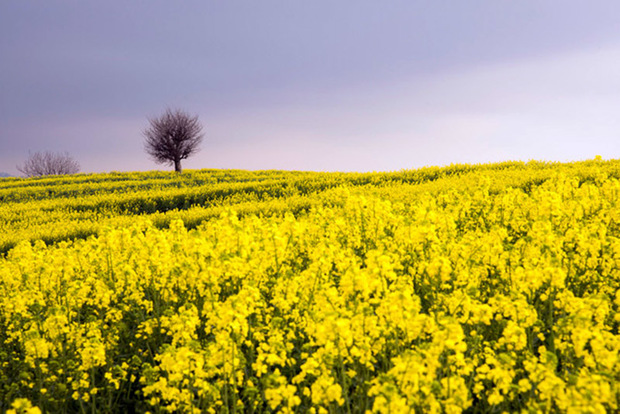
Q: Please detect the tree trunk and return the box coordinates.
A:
[174,159,182,173]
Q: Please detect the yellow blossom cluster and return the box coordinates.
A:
[0,158,619,412]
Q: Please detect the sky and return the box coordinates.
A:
[1,1,620,175]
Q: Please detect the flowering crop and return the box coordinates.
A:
[0,159,619,413]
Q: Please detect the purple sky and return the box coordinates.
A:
[2,1,620,175]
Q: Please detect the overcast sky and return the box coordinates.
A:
[2,1,620,175]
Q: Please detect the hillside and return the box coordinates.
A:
[0,159,619,413]
[1,160,617,255]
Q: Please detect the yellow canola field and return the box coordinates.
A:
[0,160,619,413]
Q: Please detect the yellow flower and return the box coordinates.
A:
[7,399,41,414]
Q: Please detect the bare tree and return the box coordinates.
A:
[17,151,80,177]
[143,108,204,173]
